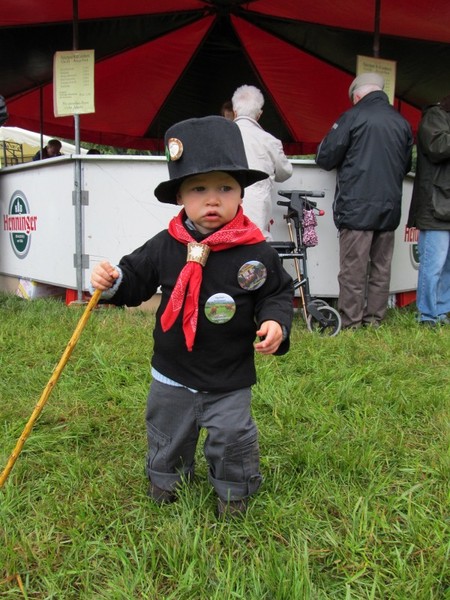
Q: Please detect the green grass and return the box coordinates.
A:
[0,293,448,599]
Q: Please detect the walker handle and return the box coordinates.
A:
[278,190,325,199]
[277,199,318,209]
[277,199,325,216]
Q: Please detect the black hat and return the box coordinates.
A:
[154,116,268,204]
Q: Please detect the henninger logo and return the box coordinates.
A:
[3,190,37,258]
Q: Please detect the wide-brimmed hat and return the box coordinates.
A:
[154,116,269,204]
[348,72,385,100]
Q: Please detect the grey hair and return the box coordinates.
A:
[232,85,264,119]
[353,83,382,102]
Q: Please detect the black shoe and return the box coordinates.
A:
[216,497,248,519]
[147,482,177,504]
[419,320,436,327]
[362,321,382,329]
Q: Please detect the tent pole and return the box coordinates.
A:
[73,0,80,155]
[72,0,83,301]
[74,115,84,302]
[39,87,44,155]
[373,0,381,58]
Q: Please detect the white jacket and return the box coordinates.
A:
[235,116,292,240]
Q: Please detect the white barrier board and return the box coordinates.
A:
[0,156,417,296]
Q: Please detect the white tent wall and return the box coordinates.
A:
[0,156,418,302]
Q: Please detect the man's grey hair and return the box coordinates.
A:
[232,85,264,120]
[353,83,383,102]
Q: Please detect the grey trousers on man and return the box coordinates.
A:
[338,229,395,328]
[145,379,262,501]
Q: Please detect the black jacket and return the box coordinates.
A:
[316,91,413,231]
[407,104,450,230]
[109,229,294,393]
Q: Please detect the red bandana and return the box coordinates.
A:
[160,207,264,351]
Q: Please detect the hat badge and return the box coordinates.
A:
[167,137,183,161]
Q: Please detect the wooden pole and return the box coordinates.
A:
[0,289,102,489]
[373,0,381,58]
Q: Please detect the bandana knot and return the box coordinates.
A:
[187,242,210,266]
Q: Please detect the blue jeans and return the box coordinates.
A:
[417,230,450,322]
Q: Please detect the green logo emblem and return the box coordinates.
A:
[4,191,37,258]
[410,244,419,269]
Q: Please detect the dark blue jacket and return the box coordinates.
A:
[316,91,413,231]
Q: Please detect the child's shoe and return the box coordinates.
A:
[147,482,177,504]
[216,497,248,519]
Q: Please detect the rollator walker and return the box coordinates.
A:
[270,190,342,336]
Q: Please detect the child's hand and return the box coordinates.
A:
[254,320,284,355]
[91,261,119,291]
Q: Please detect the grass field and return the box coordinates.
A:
[0,293,448,599]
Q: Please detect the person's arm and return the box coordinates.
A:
[91,261,120,290]
[419,108,450,164]
[271,139,293,183]
[90,238,161,306]
[254,248,294,356]
[404,126,414,174]
[254,320,285,355]
[315,112,352,171]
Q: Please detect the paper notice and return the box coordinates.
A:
[54,50,95,117]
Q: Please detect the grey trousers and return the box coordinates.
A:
[338,229,395,328]
[145,379,262,501]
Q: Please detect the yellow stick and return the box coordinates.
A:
[0,289,102,489]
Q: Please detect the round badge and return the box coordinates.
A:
[167,137,183,161]
[205,293,236,324]
[237,261,267,290]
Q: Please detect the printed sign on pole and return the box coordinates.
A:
[53,50,95,117]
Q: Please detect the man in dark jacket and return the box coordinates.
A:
[32,138,62,161]
[316,73,413,329]
[407,95,450,325]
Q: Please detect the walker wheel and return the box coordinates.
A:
[306,305,342,336]
[309,298,329,308]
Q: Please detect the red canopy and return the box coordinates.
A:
[1,0,450,153]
